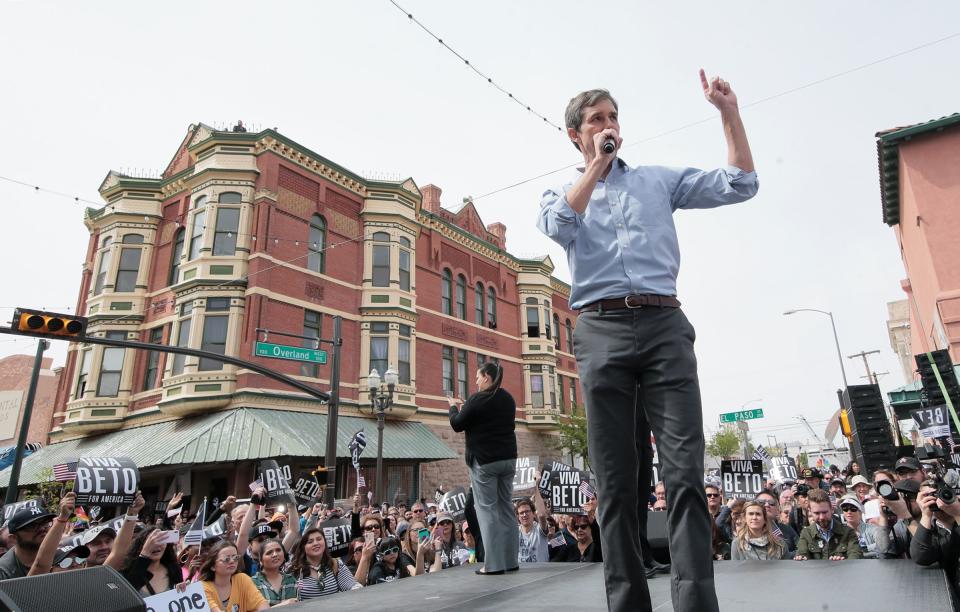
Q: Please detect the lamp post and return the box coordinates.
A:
[783,309,849,388]
[368,366,398,505]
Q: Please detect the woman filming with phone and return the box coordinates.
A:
[399,520,435,575]
[447,361,519,575]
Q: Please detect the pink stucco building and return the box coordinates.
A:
[878,113,960,364]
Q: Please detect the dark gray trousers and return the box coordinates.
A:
[469,458,518,572]
[573,307,718,612]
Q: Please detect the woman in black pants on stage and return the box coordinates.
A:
[447,361,518,575]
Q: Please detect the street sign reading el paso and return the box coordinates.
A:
[719,408,764,423]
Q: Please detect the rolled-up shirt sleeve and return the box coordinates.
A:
[537,187,581,247]
[669,165,759,211]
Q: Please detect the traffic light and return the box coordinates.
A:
[11,308,87,339]
[311,465,329,485]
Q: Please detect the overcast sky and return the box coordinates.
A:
[2,0,958,448]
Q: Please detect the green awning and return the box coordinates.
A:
[0,408,457,488]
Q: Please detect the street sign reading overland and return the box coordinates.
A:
[254,341,327,364]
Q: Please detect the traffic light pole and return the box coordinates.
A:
[4,340,49,505]
[322,316,343,507]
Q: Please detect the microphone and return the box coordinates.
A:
[601,138,616,154]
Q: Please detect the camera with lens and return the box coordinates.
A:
[794,483,810,496]
[916,444,960,505]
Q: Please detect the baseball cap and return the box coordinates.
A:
[801,468,821,479]
[895,457,922,472]
[378,535,400,553]
[830,477,846,486]
[849,475,870,488]
[838,496,863,513]
[249,523,278,540]
[80,523,117,545]
[395,521,410,539]
[53,537,90,567]
[435,512,454,525]
[6,505,55,533]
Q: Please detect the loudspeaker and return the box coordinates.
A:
[916,350,960,439]
[844,384,897,474]
[0,565,144,612]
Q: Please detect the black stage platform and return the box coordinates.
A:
[287,560,955,611]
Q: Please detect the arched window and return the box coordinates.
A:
[372,232,391,287]
[565,319,574,353]
[475,283,485,325]
[553,313,561,350]
[456,274,467,319]
[188,195,207,260]
[308,214,326,273]
[441,269,452,315]
[169,228,185,286]
[486,287,497,328]
[212,192,241,256]
[93,237,113,296]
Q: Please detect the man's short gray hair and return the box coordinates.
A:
[564,89,618,151]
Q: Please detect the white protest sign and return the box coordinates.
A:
[512,455,539,491]
[912,406,951,439]
[769,456,798,483]
[74,457,139,506]
[550,470,592,515]
[144,581,209,612]
[721,460,764,500]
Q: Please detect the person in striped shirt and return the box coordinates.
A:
[288,527,360,600]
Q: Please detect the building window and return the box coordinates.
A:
[456,275,467,319]
[486,287,497,328]
[526,307,540,338]
[441,269,452,315]
[75,348,91,399]
[369,322,389,377]
[457,349,468,398]
[188,196,207,260]
[308,214,327,273]
[399,237,411,291]
[544,300,552,340]
[301,310,323,378]
[93,237,113,296]
[114,246,142,293]
[548,366,556,408]
[531,374,544,408]
[558,374,566,413]
[552,314,561,349]
[398,325,411,385]
[171,302,193,376]
[442,346,454,394]
[565,319,573,353]
[372,232,391,287]
[142,327,165,391]
[199,298,230,371]
[122,234,144,244]
[475,283,485,325]
[477,353,486,367]
[169,228,185,286]
[97,331,127,397]
[212,205,240,256]
[570,378,578,411]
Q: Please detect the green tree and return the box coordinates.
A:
[797,452,809,468]
[706,429,741,460]
[552,412,590,469]
[23,467,71,512]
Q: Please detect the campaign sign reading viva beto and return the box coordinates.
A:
[318,516,352,557]
[512,455,539,491]
[258,459,296,507]
[438,486,468,522]
[550,469,592,515]
[74,457,139,506]
[769,456,798,483]
[721,460,764,500]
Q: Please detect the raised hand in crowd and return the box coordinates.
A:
[105,491,145,571]
[166,491,184,514]
[28,492,76,576]
[583,497,598,523]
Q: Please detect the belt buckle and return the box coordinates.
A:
[624,295,643,309]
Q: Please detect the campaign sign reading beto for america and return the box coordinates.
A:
[318,516,352,557]
[258,459,297,507]
[73,457,139,506]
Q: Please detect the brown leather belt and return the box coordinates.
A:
[579,294,681,313]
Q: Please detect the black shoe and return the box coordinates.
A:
[506,566,519,572]
[647,561,671,574]
[645,566,659,579]
[476,568,505,575]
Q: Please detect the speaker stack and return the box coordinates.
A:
[0,566,145,612]
[844,384,897,474]
[916,349,960,440]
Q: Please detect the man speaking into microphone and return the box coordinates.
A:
[537,70,757,612]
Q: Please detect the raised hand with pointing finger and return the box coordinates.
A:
[699,68,738,112]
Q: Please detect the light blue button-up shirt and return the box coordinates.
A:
[537,160,758,309]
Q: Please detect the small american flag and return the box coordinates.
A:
[578,480,596,500]
[548,532,567,548]
[753,445,770,462]
[357,474,366,489]
[53,461,78,482]
[772,524,783,539]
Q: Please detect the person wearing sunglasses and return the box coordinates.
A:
[754,490,798,556]
[838,495,880,558]
[552,498,602,563]
[18,492,72,577]
[200,539,269,611]
[366,536,410,585]
[704,485,723,519]
[51,540,89,573]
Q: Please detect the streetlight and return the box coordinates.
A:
[368,366,399,505]
[783,308,849,388]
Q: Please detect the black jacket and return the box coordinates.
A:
[910,521,960,570]
[551,521,602,562]
[448,388,517,467]
[122,556,182,595]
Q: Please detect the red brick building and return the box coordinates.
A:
[0,355,61,449]
[1,124,582,508]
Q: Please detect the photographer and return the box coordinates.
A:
[910,481,960,573]
[787,483,810,535]
[874,475,920,559]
